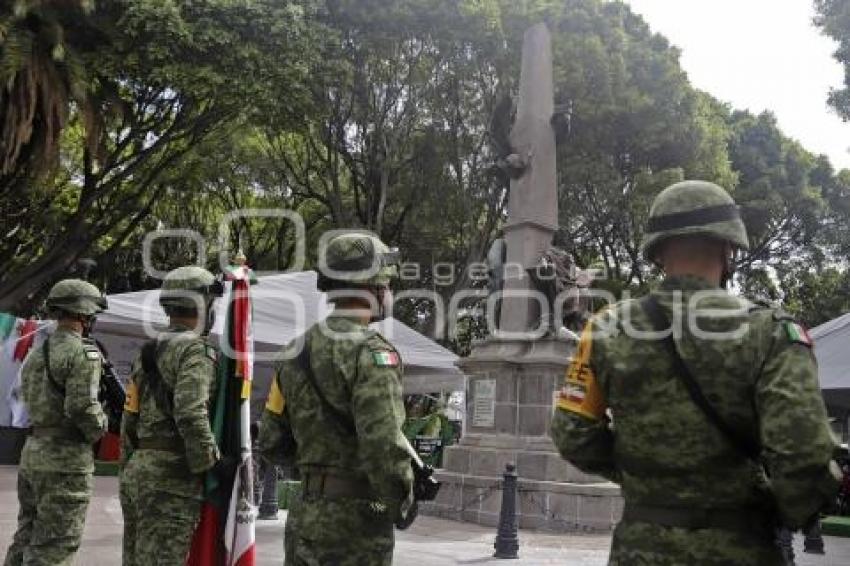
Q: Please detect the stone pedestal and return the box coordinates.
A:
[424,336,623,532]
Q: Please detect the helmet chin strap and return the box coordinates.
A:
[720,247,736,288]
[79,315,96,337]
[369,286,393,323]
[202,299,217,336]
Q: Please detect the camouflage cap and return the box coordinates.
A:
[319,232,399,288]
[46,279,107,316]
[159,266,223,311]
[641,180,749,261]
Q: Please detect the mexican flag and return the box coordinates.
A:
[187,267,256,566]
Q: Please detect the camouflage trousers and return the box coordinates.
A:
[284,495,395,566]
[608,520,785,565]
[119,451,203,566]
[3,469,92,566]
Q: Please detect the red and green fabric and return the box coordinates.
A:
[372,350,399,367]
[0,313,15,340]
[784,321,813,347]
[188,267,256,566]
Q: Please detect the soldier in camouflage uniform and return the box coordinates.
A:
[551,180,841,565]
[119,266,225,566]
[4,280,108,566]
[258,232,415,566]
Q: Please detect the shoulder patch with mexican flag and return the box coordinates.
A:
[784,321,813,347]
[372,350,400,367]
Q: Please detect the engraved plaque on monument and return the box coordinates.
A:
[471,379,496,428]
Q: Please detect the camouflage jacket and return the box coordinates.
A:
[551,275,840,528]
[258,314,414,516]
[20,328,106,474]
[120,325,220,474]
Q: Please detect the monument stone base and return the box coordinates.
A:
[422,336,623,532]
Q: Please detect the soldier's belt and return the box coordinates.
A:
[301,472,374,501]
[623,504,772,533]
[30,426,87,443]
[137,437,185,453]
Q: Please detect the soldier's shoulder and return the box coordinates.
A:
[79,338,102,363]
[586,297,636,327]
[166,330,205,346]
[161,332,209,360]
[316,318,378,347]
[201,337,218,361]
[743,296,793,323]
[743,299,815,347]
[744,294,777,312]
[365,329,396,350]
[363,331,401,364]
[51,332,92,361]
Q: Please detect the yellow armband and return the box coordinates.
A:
[124,379,140,414]
[556,324,605,420]
[265,374,286,415]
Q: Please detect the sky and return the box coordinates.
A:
[625,0,850,170]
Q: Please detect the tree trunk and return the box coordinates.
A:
[0,230,90,313]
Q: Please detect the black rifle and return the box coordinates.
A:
[405,437,440,502]
[94,340,126,434]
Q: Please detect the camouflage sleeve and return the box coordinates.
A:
[550,318,619,482]
[66,343,107,444]
[172,341,220,474]
[756,317,840,527]
[120,357,142,466]
[351,340,414,516]
[258,368,297,467]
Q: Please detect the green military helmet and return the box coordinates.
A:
[318,231,400,290]
[641,180,749,262]
[159,266,223,311]
[46,278,107,317]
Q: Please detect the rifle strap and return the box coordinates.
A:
[639,295,760,460]
[295,336,356,436]
[140,339,173,415]
[43,338,65,397]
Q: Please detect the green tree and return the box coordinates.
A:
[0,0,106,193]
[545,1,736,287]
[783,267,850,328]
[725,110,828,290]
[0,0,320,312]
[815,0,850,119]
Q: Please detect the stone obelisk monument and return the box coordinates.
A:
[426,23,622,532]
[498,23,558,335]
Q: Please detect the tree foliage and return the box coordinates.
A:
[815,0,850,119]
[1,0,849,347]
[0,0,320,311]
[0,0,104,190]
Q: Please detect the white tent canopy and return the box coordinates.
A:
[94,271,464,413]
[811,311,850,410]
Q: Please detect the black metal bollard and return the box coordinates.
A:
[803,519,825,554]
[493,463,520,559]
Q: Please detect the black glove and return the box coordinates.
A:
[394,500,419,530]
[211,456,239,482]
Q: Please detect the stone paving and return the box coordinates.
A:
[1,466,849,565]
